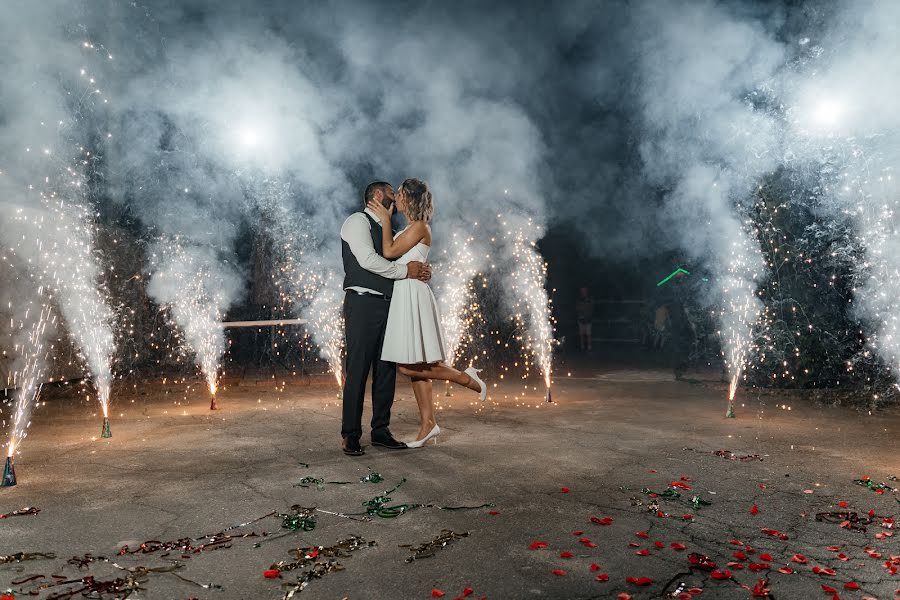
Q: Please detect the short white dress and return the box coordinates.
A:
[380,240,448,364]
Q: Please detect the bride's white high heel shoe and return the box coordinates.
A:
[406,424,440,448]
[464,367,487,401]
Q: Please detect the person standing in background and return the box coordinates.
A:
[575,286,595,352]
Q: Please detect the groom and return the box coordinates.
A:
[339,181,431,456]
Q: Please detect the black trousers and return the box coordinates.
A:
[341,293,397,440]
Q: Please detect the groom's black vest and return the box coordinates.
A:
[341,212,395,297]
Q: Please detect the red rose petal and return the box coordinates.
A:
[821,585,837,593]
[827,546,841,552]
[843,582,859,590]
[682,513,693,520]
[432,590,446,598]
[560,551,573,558]
[628,542,640,548]
[730,539,744,545]
[792,554,808,564]
[837,553,849,561]
[636,549,650,556]
[626,576,654,586]
[591,516,614,526]
[778,566,794,574]
[583,542,598,548]
[760,553,773,561]
[529,541,549,550]
[263,569,280,579]
[868,509,876,518]
[655,541,665,549]
[751,579,770,597]
[733,551,748,560]
[552,569,567,577]
[710,570,732,580]
[726,562,746,570]
[617,594,632,600]
[590,563,601,571]
[462,587,474,597]
[812,566,836,576]
[671,543,687,551]
[636,531,649,538]
[838,501,848,508]
[560,487,570,493]
[579,537,592,544]
[488,510,500,515]
[595,573,609,582]
[573,530,583,536]
[750,504,759,515]
[749,563,771,572]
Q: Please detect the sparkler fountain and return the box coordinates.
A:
[3,199,117,436]
[147,238,233,410]
[2,290,54,487]
[720,230,765,418]
[502,217,555,402]
[435,232,483,396]
[250,181,345,392]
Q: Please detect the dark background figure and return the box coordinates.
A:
[575,286,595,352]
[652,302,670,350]
[668,297,695,380]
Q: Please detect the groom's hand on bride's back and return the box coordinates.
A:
[407,261,432,282]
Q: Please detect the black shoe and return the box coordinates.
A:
[370,430,408,450]
[342,437,365,456]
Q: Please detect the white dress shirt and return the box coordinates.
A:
[340,207,408,295]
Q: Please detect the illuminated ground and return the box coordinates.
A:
[1,365,898,599]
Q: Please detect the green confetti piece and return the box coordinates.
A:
[641,487,681,498]
[691,495,712,509]
[361,470,384,483]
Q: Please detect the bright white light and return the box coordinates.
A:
[812,99,843,127]
[237,125,260,148]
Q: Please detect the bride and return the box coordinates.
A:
[366,178,487,448]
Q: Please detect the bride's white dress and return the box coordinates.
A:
[380,239,448,364]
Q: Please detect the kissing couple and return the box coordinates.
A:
[339,178,487,456]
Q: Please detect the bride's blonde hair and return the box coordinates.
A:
[400,178,433,223]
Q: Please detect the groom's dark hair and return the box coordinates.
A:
[364,181,392,204]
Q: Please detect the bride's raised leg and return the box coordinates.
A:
[400,362,481,394]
